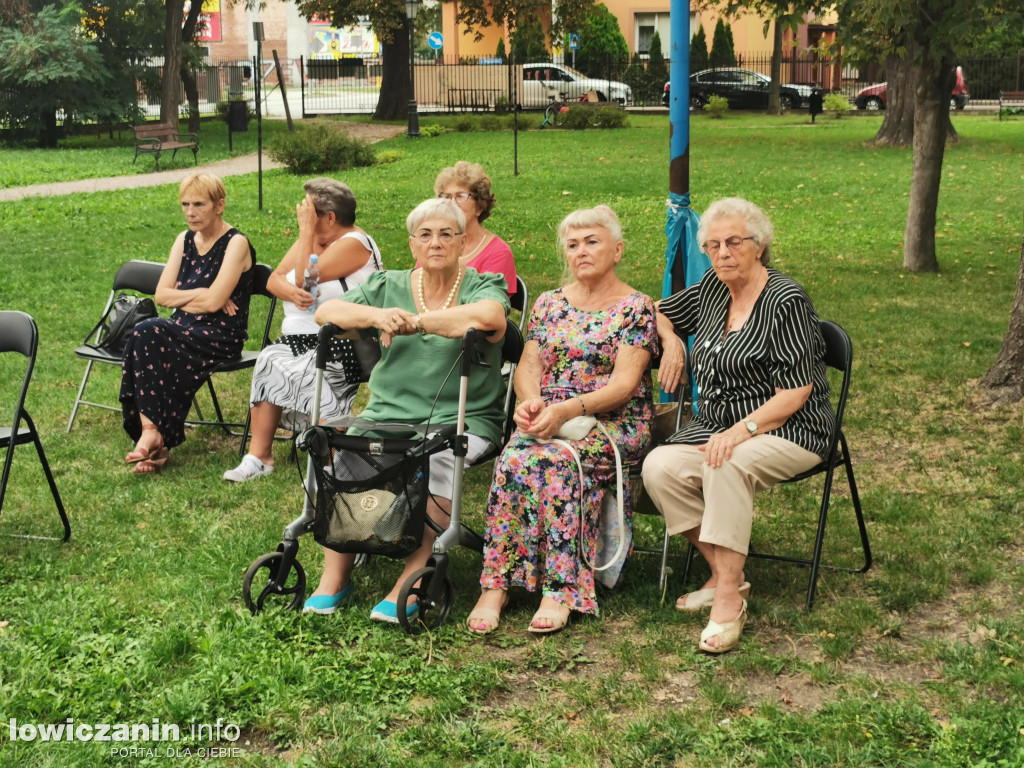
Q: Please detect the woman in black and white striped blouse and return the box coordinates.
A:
[642,197,834,654]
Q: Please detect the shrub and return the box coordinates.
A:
[558,105,629,130]
[215,99,257,123]
[420,123,445,137]
[375,149,405,164]
[702,94,728,118]
[824,93,852,118]
[453,115,476,132]
[267,122,376,174]
[478,114,501,132]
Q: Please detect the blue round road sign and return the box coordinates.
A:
[428,31,444,50]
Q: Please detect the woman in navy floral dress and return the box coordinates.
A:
[121,174,254,473]
[468,206,659,634]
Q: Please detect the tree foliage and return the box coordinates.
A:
[510,13,548,62]
[709,19,736,67]
[690,24,709,72]
[834,0,1022,273]
[0,1,108,146]
[453,0,595,51]
[577,3,628,75]
[647,30,667,81]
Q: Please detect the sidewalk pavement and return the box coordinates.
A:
[0,153,284,203]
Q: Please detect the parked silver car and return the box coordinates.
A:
[521,62,633,108]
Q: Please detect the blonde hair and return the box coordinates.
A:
[405,198,467,234]
[178,173,226,204]
[557,205,623,248]
[697,197,775,266]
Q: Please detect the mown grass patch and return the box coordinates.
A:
[0,112,1022,766]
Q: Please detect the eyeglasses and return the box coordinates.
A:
[413,229,463,245]
[438,192,474,204]
[702,236,755,255]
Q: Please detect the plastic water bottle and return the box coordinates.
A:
[302,254,320,312]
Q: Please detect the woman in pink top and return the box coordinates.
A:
[432,162,517,297]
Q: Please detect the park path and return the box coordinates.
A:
[0,153,285,203]
[0,122,406,203]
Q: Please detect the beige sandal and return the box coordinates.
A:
[527,604,570,635]
[698,599,747,654]
[676,581,751,612]
[467,591,508,635]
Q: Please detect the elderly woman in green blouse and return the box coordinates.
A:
[305,197,510,623]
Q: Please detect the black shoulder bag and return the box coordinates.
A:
[85,293,159,357]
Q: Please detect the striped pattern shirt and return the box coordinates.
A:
[660,268,834,460]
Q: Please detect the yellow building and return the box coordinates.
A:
[440,1,837,63]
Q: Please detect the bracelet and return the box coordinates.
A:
[414,314,426,335]
[576,396,587,415]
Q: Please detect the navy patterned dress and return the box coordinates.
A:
[120,228,254,448]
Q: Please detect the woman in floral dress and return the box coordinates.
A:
[120,174,254,474]
[468,206,661,634]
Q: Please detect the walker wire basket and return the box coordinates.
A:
[304,428,450,558]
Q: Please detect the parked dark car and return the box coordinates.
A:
[855,67,969,111]
[664,68,809,110]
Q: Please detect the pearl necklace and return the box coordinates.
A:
[459,232,487,262]
[418,266,464,312]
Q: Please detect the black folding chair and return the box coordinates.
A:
[1,311,71,542]
[67,259,164,432]
[510,275,529,333]
[679,320,872,610]
[187,263,278,449]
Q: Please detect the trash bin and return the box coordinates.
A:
[228,100,248,132]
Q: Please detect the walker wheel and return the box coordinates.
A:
[396,566,453,634]
[242,552,306,615]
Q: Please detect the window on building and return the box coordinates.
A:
[634,13,670,56]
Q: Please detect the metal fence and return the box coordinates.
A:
[294,51,1024,115]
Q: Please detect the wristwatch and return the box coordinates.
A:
[744,420,757,435]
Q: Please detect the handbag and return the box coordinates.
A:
[524,418,628,581]
[275,333,381,384]
[86,293,158,357]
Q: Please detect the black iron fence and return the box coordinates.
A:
[4,50,1022,132]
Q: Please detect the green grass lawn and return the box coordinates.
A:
[0,112,1022,767]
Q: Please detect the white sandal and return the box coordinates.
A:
[698,600,748,654]
[676,581,751,612]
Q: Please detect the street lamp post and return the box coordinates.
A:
[405,0,420,138]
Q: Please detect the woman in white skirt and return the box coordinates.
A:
[224,178,382,482]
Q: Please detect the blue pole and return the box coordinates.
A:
[664,5,709,408]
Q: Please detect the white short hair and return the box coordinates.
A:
[697,197,775,265]
[406,198,466,234]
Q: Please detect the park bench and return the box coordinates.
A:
[132,122,199,171]
[998,91,1024,120]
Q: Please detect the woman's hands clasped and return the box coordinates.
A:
[375,306,419,348]
[514,397,574,440]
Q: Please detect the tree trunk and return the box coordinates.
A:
[373,19,412,121]
[180,0,202,133]
[39,107,59,148]
[872,53,915,147]
[903,55,953,273]
[160,0,184,127]
[767,19,783,115]
[979,235,1024,406]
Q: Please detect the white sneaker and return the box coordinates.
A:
[223,454,274,483]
